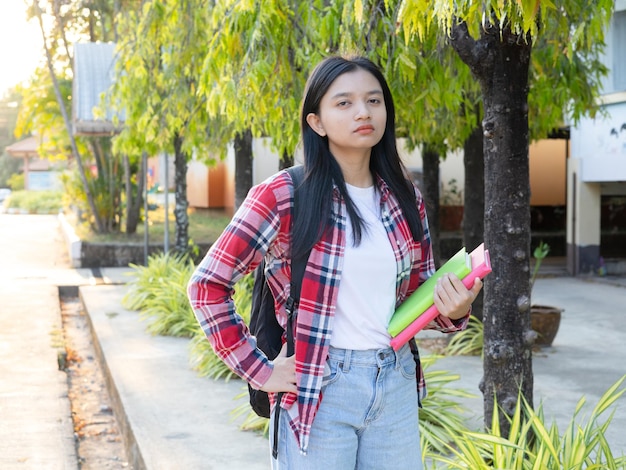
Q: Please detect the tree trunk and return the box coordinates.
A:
[90,138,105,177]
[463,123,485,321]
[173,133,189,255]
[450,22,534,436]
[124,154,144,235]
[234,129,253,211]
[33,0,106,233]
[280,150,293,170]
[422,144,441,267]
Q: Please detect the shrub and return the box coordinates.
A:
[122,252,255,381]
[427,375,626,469]
[121,252,199,338]
[418,355,476,454]
[445,314,484,357]
[7,173,24,190]
[3,189,62,213]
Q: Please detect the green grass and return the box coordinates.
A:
[3,188,231,244]
[68,204,231,244]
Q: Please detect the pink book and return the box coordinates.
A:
[390,243,492,351]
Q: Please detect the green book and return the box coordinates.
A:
[387,247,472,337]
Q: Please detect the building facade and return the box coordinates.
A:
[568,1,626,274]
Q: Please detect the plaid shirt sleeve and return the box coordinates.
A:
[186,174,292,390]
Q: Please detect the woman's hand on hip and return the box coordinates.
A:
[260,342,298,394]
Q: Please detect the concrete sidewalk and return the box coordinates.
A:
[78,266,626,468]
[0,215,269,470]
[0,214,89,469]
[83,275,626,469]
[1,213,625,469]
[80,281,269,470]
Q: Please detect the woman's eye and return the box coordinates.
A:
[337,101,349,107]
[369,98,381,104]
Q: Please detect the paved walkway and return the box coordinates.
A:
[0,214,269,470]
[0,214,83,469]
[1,214,625,469]
[429,276,626,455]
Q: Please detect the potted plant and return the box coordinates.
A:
[530,242,563,347]
[442,241,563,356]
[439,178,464,231]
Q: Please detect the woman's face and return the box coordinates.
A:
[306,68,387,162]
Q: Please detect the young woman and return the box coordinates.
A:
[187,55,482,469]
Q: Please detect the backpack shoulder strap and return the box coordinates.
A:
[271,165,306,459]
[285,165,307,302]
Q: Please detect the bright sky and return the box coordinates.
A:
[0,1,44,98]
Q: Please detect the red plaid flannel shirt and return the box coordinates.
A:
[187,169,468,454]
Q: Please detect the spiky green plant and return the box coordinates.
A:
[427,375,626,469]
[418,354,476,453]
[123,252,257,380]
[231,385,271,434]
[531,241,550,291]
[122,252,189,311]
[445,314,484,357]
[188,333,238,381]
[122,252,199,337]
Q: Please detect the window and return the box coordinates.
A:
[614,10,626,91]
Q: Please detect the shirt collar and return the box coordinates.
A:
[331,174,392,203]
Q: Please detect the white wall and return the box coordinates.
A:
[250,137,466,202]
[197,135,570,210]
[570,101,626,181]
[398,140,465,202]
[252,138,281,183]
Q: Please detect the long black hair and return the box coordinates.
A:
[291,55,424,259]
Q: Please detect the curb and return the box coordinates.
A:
[58,212,82,268]
[77,287,146,470]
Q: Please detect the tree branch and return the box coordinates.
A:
[449,19,491,79]
[449,20,477,69]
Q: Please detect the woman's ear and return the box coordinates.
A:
[306,112,326,137]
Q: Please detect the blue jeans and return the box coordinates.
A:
[270,344,423,469]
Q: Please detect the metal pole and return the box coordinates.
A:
[143,152,149,265]
[163,152,170,252]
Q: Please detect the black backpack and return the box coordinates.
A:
[247,165,309,424]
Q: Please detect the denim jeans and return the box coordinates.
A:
[270,344,423,470]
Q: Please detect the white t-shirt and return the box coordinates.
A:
[331,183,397,350]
